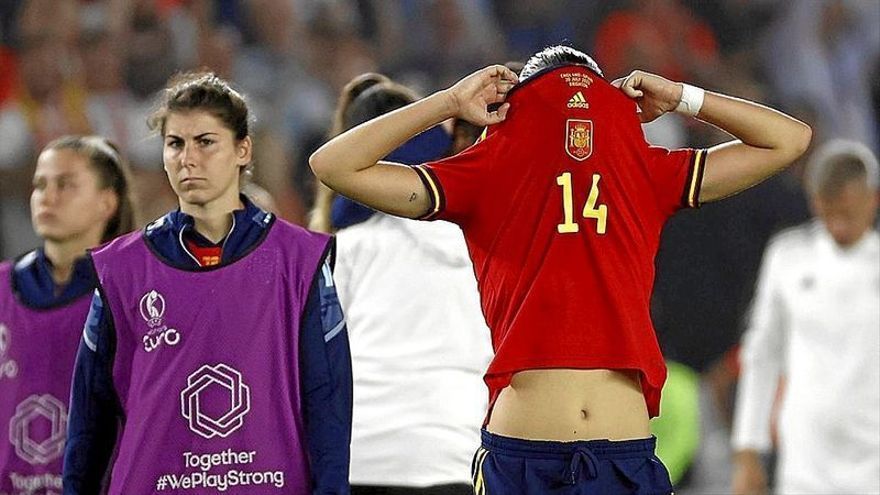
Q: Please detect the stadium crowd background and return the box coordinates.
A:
[0,0,877,492]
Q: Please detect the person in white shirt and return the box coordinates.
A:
[731,139,880,494]
[313,77,493,494]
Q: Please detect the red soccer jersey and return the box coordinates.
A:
[414,65,706,418]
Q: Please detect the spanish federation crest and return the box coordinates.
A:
[565,119,593,161]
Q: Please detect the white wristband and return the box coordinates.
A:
[675,83,705,117]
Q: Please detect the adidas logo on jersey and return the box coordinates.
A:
[567,92,589,109]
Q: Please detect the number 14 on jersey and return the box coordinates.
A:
[556,172,608,234]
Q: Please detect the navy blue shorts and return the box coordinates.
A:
[471,430,673,494]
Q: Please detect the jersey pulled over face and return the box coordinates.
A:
[415,65,706,417]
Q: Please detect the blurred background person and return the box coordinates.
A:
[310,71,390,234]
[731,140,880,494]
[0,135,133,494]
[761,1,879,149]
[1,2,91,257]
[315,76,492,494]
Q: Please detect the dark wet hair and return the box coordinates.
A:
[344,82,418,130]
[329,72,390,138]
[520,45,603,82]
[148,71,251,140]
[44,135,136,242]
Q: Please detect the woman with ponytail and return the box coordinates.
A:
[0,135,134,493]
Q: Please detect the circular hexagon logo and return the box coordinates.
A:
[9,394,67,465]
[180,363,251,439]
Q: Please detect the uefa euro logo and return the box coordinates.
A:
[0,323,18,379]
[139,290,181,352]
[180,363,251,439]
[139,290,166,329]
[9,394,67,465]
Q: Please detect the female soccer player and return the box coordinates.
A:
[63,73,352,494]
[0,136,134,494]
[311,46,811,493]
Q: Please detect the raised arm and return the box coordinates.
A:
[613,71,812,203]
[309,65,519,219]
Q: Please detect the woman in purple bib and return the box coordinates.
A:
[0,136,134,495]
[62,73,352,494]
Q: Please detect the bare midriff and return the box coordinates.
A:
[486,368,651,441]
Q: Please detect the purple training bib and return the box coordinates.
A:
[0,257,92,495]
[91,220,329,495]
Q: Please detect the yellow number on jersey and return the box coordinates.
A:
[555,171,608,235]
[556,172,580,233]
[582,174,608,234]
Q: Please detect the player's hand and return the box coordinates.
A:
[443,65,519,126]
[731,450,769,495]
[612,70,683,123]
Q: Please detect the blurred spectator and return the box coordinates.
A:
[0,0,91,257]
[592,0,724,160]
[124,5,177,124]
[689,0,779,57]
[79,29,129,148]
[761,1,880,152]
[491,0,580,62]
[15,0,78,46]
[592,0,719,82]
[0,2,23,46]
[116,6,180,223]
[731,140,880,494]
[232,0,341,222]
[196,23,241,81]
[0,33,90,170]
[372,0,503,86]
[193,16,308,223]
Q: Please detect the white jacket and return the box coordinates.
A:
[732,221,880,494]
[334,213,493,486]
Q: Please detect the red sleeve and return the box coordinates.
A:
[646,146,707,215]
[414,129,497,225]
